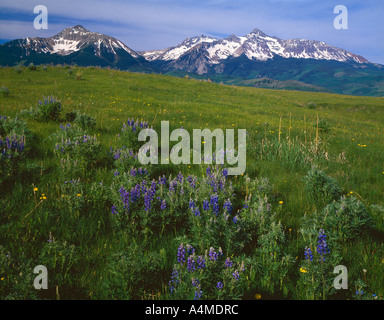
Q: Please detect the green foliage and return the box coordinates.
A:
[307,102,316,109]
[0,117,32,184]
[0,86,10,97]
[28,63,37,71]
[0,247,39,300]
[369,204,384,232]
[38,240,78,288]
[303,196,372,242]
[65,110,96,130]
[168,243,245,300]
[53,125,102,179]
[295,233,342,300]
[317,119,331,133]
[20,96,62,122]
[303,167,342,205]
[0,66,383,300]
[104,242,165,299]
[249,135,330,170]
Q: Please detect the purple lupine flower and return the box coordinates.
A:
[144,181,156,211]
[222,168,228,178]
[304,246,313,262]
[216,282,224,290]
[196,256,206,269]
[176,172,184,183]
[232,215,238,224]
[186,244,195,256]
[189,199,196,210]
[210,194,219,215]
[177,244,186,265]
[169,267,180,294]
[224,257,233,268]
[203,200,210,211]
[111,205,117,214]
[159,175,167,185]
[208,247,219,261]
[160,199,167,210]
[194,290,203,300]
[187,255,195,273]
[232,270,240,281]
[130,184,140,202]
[169,179,177,193]
[192,278,200,288]
[194,208,200,216]
[223,199,232,214]
[316,229,329,262]
[119,186,130,212]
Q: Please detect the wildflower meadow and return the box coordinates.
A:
[0,66,383,301]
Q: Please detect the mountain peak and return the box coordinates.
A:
[248,28,267,37]
[54,25,93,39]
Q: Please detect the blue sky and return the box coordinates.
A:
[0,0,383,64]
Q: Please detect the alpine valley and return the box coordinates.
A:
[1,25,383,96]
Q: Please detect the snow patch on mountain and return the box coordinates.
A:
[141,28,368,65]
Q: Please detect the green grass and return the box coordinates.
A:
[0,65,383,300]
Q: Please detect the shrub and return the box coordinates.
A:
[64,111,96,129]
[0,87,10,97]
[167,243,245,300]
[35,96,62,121]
[369,204,384,232]
[317,119,331,133]
[20,96,62,122]
[302,196,372,242]
[53,125,102,179]
[303,167,342,205]
[295,229,342,300]
[0,134,27,183]
[0,246,39,300]
[38,240,79,289]
[307,102,316,109]
[120,118,149,151]
[75,71,83,81]
[28,63,37,71]
[104,243,165,299]
[73,112,96,129]
[0,116,31,138]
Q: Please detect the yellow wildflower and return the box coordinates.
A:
[300,267,308,273]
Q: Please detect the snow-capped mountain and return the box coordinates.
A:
[141,28,368,74]
[0,25,382,96]
[140,35,218,61]
[14,25,140,58]
[0,25,152,71]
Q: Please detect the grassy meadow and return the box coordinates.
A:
[0,65,383,300]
